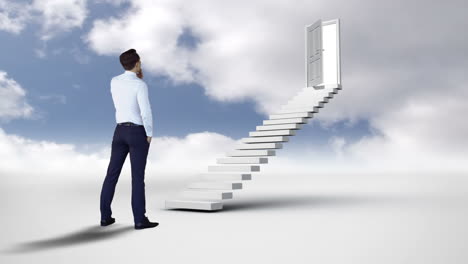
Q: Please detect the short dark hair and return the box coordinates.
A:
[119,49,140,70]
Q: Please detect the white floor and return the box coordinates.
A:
[1,172,467,263]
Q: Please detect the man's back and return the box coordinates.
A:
[100,48,158,230]
[110,70,153,138]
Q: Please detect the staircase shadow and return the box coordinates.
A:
[164,194,418,213]
[2,225,133,254]
[221,194,417,212]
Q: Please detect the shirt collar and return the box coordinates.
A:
[124,70,137,76]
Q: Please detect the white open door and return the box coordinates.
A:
[306,19,341,88]
[306,20,323,87]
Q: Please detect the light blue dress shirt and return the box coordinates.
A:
[110,70,153,137]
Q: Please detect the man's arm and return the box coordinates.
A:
[136,82,153,140]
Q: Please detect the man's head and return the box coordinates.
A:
[119,49,141,72]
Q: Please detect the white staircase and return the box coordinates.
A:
[165,84,342,211]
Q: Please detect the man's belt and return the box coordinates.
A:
[117,122,143,126]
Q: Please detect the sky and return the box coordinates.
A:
[0,0,467,184]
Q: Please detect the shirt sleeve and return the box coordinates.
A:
[136,82,153,137]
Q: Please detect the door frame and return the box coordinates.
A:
[305,19,341,88]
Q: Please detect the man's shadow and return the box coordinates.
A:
[3,225,133,254]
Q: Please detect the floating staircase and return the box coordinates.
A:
[165,84,342,211]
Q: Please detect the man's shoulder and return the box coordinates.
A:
[111,74,123,83]
[130,78,147,88]
[111,74,146,86]
[111,72,127,80]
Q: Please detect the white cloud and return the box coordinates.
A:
[329,136,346,158]
[83,0,468,175]
[32,0,88,41]
[0,0,32,34]
[84,0,468,114]
[0,0,88,58]
[38,94,67,104]
[149,132,237,173]
[93,0,129,6]
[342,92,468,173]
[0,71,34,122]
[84,0,306,113]
[0,128,238,184]
[0,127,107,183]
[0,0,88,41]
[34,47,47,58]
[1,122,467,188]
[70,46,91,64]
[2,0,468,188]
[85,0,193,82]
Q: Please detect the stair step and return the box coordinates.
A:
[269,112,313,120]
[256,124,302,131]
[297,87,335,95]
[236,143,282,150]
[249,130,296,137]
[313,85,341,92]
[263,118,307,125]
[286,96,330,107]
[227,149,276,157]
[287,87,339,105]
[165,199,223,211]
[287,94,332,106]
[288,87,330,99]
[165,83,342,212]
[208,165,260,172]
[281,102,325,110]
[217,157,268,164]
[274,106,321,114]
[188,181,243,190]
[315,83,342,89]
[303,84,340,92]
[179,190,233,200]
[200,173,252,181]
[287,85,339,103]
[241,136,288,143]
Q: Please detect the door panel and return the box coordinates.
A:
[306,19,323,87]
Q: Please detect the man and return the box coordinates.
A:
[100,49,158,230]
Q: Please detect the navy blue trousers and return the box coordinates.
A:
[100,124,150,224]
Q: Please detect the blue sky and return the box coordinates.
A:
[1,0,466,180]
[0,2,262,143]
[0,1,371,149]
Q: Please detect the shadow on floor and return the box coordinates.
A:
[2,225,133,254]
[221,194,419,212]
[165,193,423,213]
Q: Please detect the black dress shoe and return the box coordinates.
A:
[100,217,115,226]
[135,217,159,230]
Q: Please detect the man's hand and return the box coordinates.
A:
[147,136,152,144]
[137,69,144,79]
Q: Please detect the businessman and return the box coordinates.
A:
[100,49,158,230]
